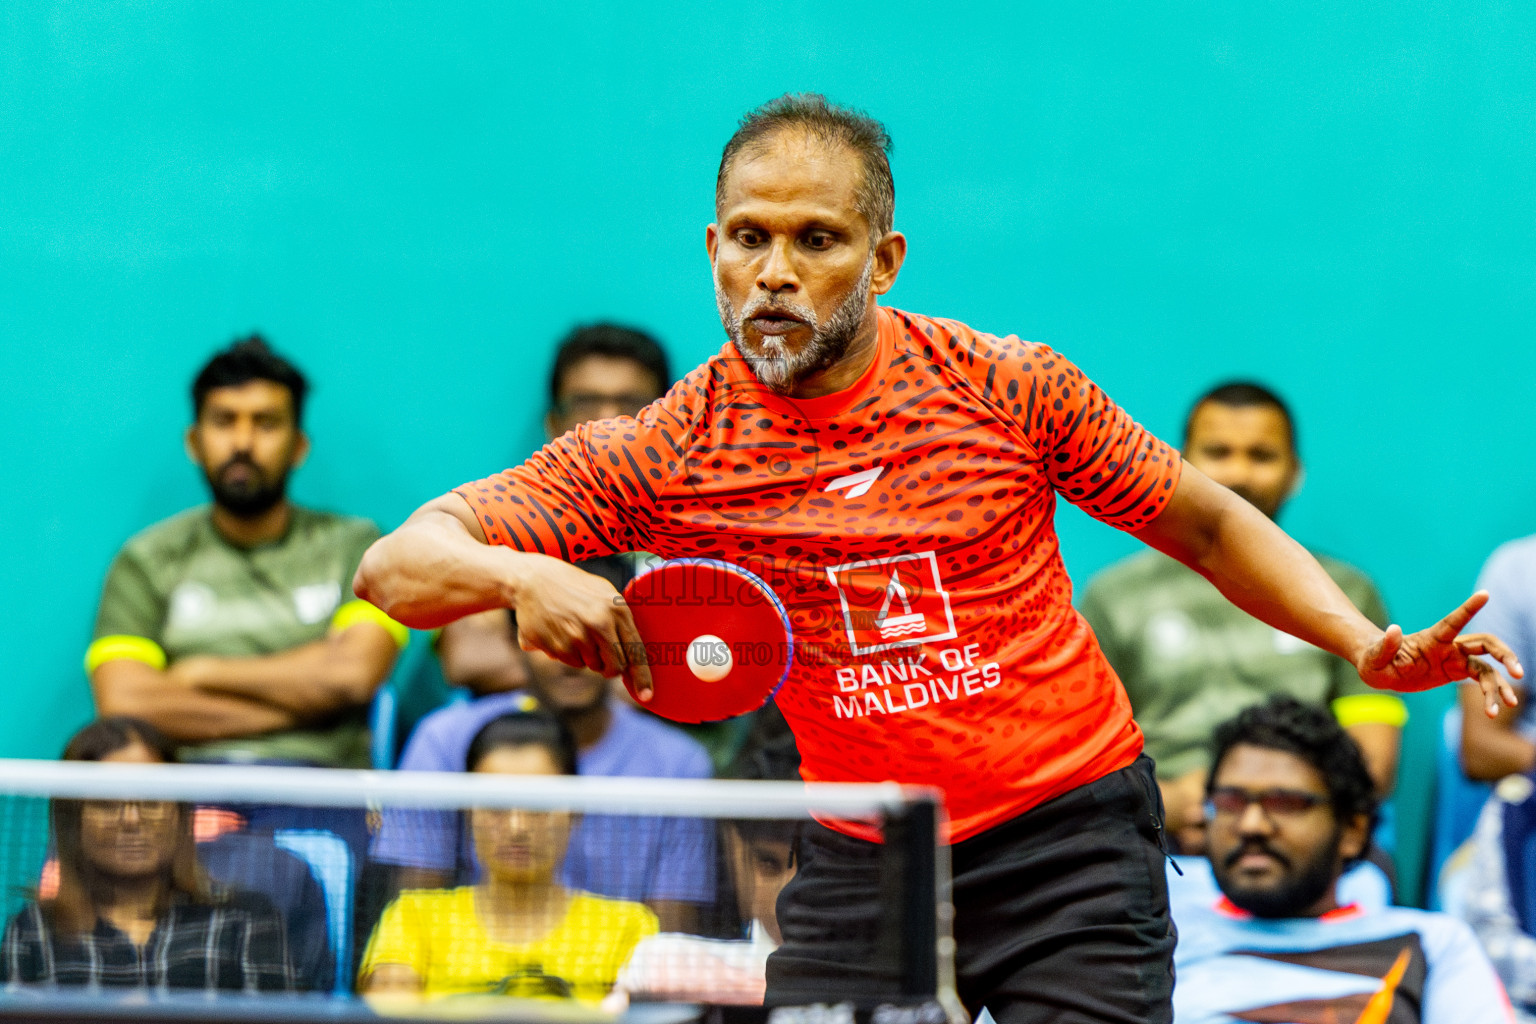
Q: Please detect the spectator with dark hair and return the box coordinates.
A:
[1081,381,1400,852]
[1,718,297,993]
[619,704,802,1005]
[371,555,713,932]
[1174,697,1512,1023]
[86,335,407,770]
[360,707,656,1002]
[22,717,335,990]
[544,323,672,439]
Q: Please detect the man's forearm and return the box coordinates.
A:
[91,660,299,743]
[187,624,397,720]
[1137,468,1381,668]
[354,497,529,629]
[1344,723,1401,796]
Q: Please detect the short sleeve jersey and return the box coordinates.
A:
[92,506,387,767]
[455,306,1182,841]
[1080,549,1400,779]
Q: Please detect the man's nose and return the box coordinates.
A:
[1236,801,1275,835]
[756,237,800,294]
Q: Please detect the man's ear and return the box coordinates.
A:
[706,223,720,265]
[1285,463,1306,503]
[543,411,560,442]
[1338,811,1370,863]
[184,425,202,466]
[291,431,311,470]
[871,231,907,296]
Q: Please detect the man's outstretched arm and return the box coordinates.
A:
[354,493,653,696]
[1136,462,1524,716]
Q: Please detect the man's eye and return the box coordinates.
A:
[736,230,764,246]
[804,233,834,249]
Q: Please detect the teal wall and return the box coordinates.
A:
[4,3,1534,901]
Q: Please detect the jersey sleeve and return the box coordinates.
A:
[996,343,1182,532]
[454,414,679,560]
[87,546,169,672]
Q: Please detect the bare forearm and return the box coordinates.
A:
[189,626,396,719]
[1345,723,1401,796]
[1459,684,1536,780]
[354,497,529,629]
[91,662,298,743]
[1137,468,1381,666]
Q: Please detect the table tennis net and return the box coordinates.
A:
[0,760,953,1021]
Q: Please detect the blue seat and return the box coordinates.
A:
[274,828,355,995]
[1430,704,1492,907]
[370,682,398,770]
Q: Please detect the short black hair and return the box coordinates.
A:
[465,703,579,776]
[547,323,671,406]
[1184,380,1297,455]
[717,93,895,239]
[192,334,308,426]
[1208,696,1378,864]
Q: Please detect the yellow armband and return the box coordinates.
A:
[330,599,410,649]
[1332,693,1409,729]
[85,635,168,674]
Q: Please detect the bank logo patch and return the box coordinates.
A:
[825,551,958,656]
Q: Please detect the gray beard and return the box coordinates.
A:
[714,255,874,395]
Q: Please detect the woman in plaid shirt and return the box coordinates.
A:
[1,718,295,993]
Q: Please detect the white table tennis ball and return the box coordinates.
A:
[687,634,732,682]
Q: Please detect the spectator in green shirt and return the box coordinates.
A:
[1079,382,1403,853]
[87,335,408,769]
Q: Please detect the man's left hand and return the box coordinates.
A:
[1356,591,1523,716]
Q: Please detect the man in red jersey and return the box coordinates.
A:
[355,95,1522,1023]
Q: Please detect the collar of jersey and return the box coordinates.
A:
[737,306,895,421]
[1215,895,1363,923]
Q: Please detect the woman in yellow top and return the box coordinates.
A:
[359,703,658,1002]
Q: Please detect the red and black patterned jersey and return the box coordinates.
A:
[456,306,1182,841]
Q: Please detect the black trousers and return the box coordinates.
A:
[765,755,1176,1024]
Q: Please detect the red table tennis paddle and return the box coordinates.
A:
[621,558,793,723]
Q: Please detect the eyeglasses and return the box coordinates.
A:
[1204,787,1329,820]
[81,800,176,823]
[554,393,656,422]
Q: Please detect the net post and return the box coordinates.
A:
[888,790,941,999]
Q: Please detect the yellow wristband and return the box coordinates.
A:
[1332,693,1409,729]
[330,599,410,649]
[85,635,168,674]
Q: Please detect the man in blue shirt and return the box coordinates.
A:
[1176,696,1512,1023]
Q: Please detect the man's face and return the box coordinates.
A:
[1184,402,1299,520]
[707,130,901,395]
[545,355,664,439]
[524,647,610,715]
[187,380,308,518]
[1206,744,1366,918]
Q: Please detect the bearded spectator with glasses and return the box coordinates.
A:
[1174,696,1513,1023]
